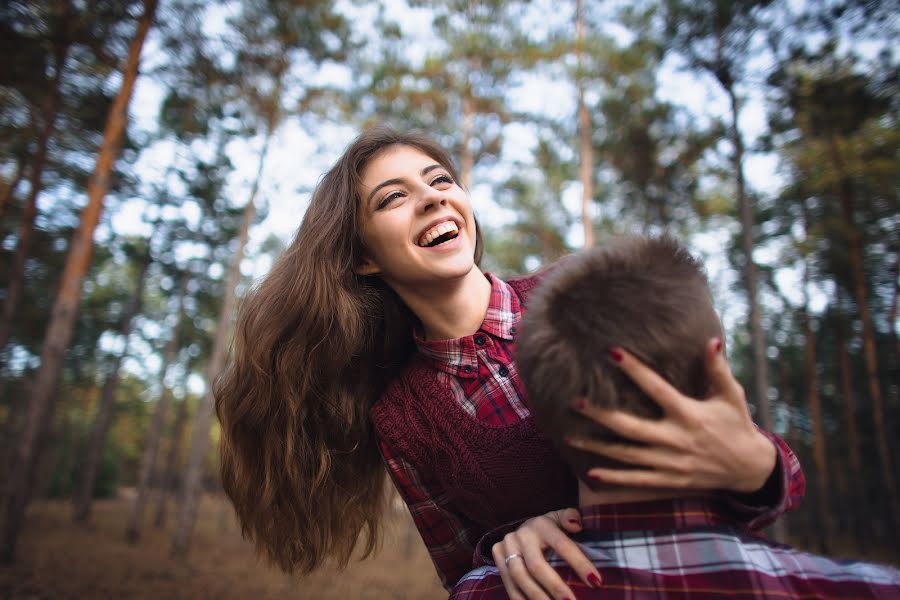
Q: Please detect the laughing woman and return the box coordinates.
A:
[215,127,804,600]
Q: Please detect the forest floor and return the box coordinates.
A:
[3,490,898,599]
[0,489,446,600]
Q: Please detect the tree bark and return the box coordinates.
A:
[799,217,832,551]
[773,355,795,541]
[0,155,27,225]
[0,0,157,563]
[831,136,899,535]
[460,93,474,191]
[720,61,781,542]
[72,248,152,522]
[0,41,69,354]
[835,293,866,553]
[890,256,899,362]
[154,393,189,528]
[126,269,189,543]
[171,126,271,558]
[725,84,771,433]
[575,0,593,248]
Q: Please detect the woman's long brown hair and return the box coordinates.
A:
[215,127,483,574]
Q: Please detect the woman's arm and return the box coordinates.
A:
[725,429,806,529]
[486,508,601,600]
[566,339,805,512]
[379,440,482,590]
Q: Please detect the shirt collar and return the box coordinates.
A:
[579,497,734,533]
[414,273,521,377]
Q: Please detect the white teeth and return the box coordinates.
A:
[418,221,459,247]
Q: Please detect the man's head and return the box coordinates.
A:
[518,235,723,491]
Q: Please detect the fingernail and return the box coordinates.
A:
[608,347,624,363]
[564,435,581,447]
[568,518,581,526]
[588,471,602,481]
[571,398,586,411]
[713,338,722,353]
[588,572,602,587]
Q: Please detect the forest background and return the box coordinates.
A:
[0,0,898,598]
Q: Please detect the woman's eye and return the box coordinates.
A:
[431,174,453,186]
[378,190,404,209]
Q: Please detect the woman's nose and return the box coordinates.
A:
[419,185,447,212]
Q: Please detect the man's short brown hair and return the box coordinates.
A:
[517,235,723,490]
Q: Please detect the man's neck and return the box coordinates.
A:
[578,480,707,507]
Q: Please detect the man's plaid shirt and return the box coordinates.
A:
[450,497,900,599]
[377,274,806,590]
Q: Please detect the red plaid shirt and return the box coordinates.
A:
[451,497,900,599]
[377,274,806,590]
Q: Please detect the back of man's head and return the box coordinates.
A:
[518,235,723,491]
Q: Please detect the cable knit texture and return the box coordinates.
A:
[370,273,577,529]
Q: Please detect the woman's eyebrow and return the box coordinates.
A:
[365,164,444,207]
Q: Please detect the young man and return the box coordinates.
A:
[450,236,900,599]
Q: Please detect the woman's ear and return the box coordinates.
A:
[354,257,381,276]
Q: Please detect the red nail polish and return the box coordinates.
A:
[572,398,586,411]
[588,472,602,481]
[608,347,624,362]
[568,518,581,526]
[588,573,602,587]
[713,338,722,353]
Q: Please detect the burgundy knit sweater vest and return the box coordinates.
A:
[370,274,577,530]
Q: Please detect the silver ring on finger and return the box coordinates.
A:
[504,552,521,566]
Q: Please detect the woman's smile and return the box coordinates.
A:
[356,145,478,285]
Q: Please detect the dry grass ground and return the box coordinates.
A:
[4,492,897,600]
[0,490,446,600]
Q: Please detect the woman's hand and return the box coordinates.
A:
[491,508,601,600]
[567,338,776,494]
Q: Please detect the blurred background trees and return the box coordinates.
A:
[0,0,897,568]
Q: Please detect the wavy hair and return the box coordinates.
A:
[215,127,483,574]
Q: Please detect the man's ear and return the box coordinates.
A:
[354,257,381,276]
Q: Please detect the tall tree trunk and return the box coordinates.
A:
[154,393,189,528]
[835,292,866,554]
[773,355,795,541]
[0,155,27,224]
[725,84,771,433]
[126,269,189,543]
[721,63,781,542]
[0,0,157,563]
[799,208,832,551]
[460,93,474,191]
[775,350,796,445]
[171,129,270,558]
[72,248,152,522]
[0,42,69,354]
[458,2,476,191]
[831,137,900,535]
[890,256,899,362]
[575,0,594,248]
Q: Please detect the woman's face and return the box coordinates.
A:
[356,145,478,291]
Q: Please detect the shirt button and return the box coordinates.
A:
[475,335,486,346]
[498,365,509,377]
[510,326,517,335]
[464,365,473,374]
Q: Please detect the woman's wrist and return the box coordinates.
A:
[731,431,777,494]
